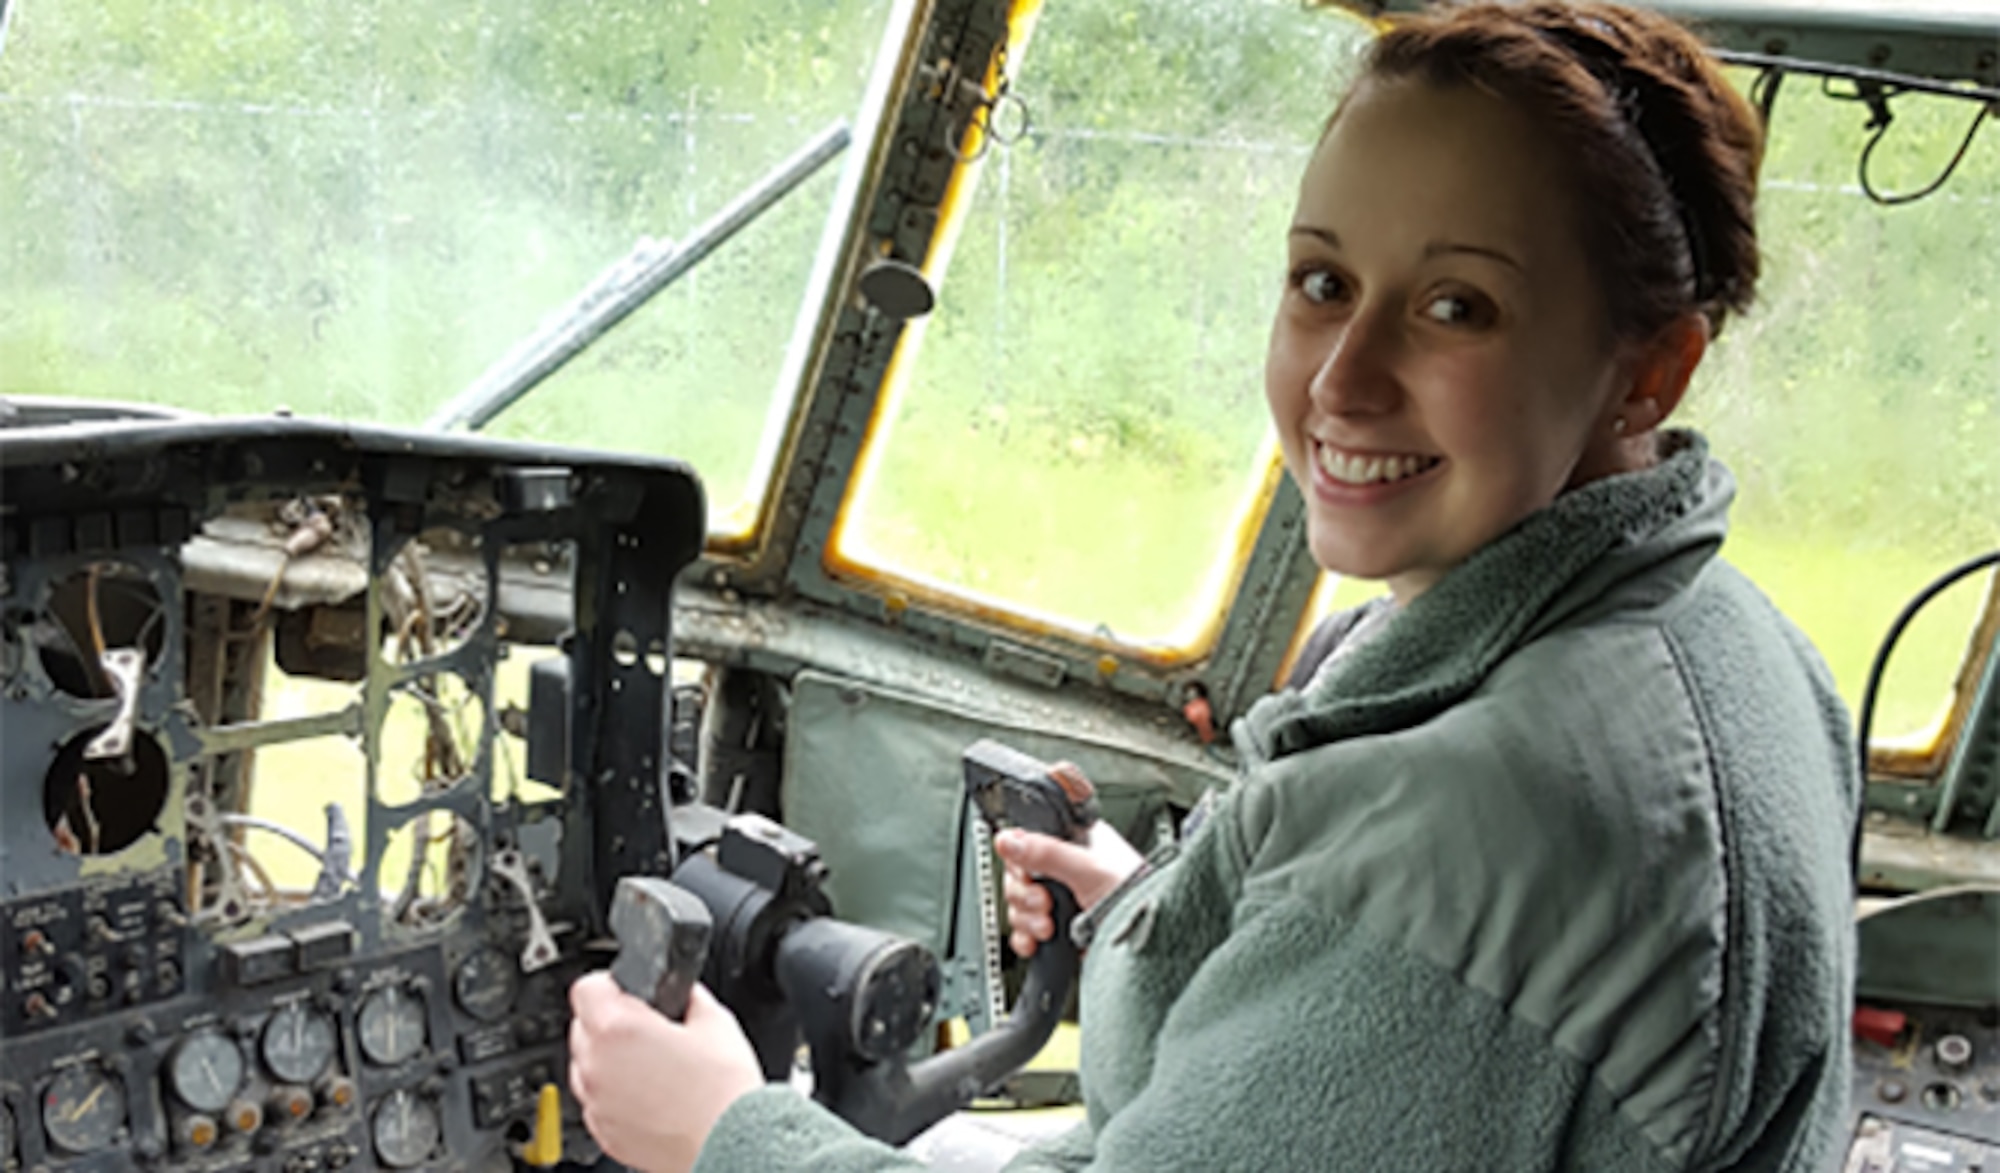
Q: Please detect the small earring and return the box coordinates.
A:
[1612,417,1628,436]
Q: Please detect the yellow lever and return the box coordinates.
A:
[522,1083,563,1168]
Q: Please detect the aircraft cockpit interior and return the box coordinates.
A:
[1,0,1997,1169]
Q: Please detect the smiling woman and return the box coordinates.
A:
[1265,9,1757,602]
[567,5,1860,1173]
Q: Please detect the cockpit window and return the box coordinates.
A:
[0,0,895,536]
[1682,75,2000,750]
[831,0,1373,653]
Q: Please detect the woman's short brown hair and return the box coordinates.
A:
[1344,1,1763,339]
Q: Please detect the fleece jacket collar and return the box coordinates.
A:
[1238,429,1731,763]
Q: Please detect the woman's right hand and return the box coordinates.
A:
[995,821,1144,957]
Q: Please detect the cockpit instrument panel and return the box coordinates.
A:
[0,417,704,1171]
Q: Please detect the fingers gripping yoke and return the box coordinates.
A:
[609,876,713,1022]
[962,739,1099,844]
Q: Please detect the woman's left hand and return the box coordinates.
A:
[568,972,765,1173]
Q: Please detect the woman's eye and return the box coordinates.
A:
[1422,293,1492,327]
[1297,269,1345,305]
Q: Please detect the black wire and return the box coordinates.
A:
[1857,102,1995,207]
[1850,550,2000,883]
[1750,67,1786,127]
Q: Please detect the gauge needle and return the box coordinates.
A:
[68,1084,105,1122]
[202,1055,220,1089]
[386,1009,399,1055]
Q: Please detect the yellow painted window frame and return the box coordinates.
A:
[819,0,1295,669]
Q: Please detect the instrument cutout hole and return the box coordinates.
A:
[37,565,167,698]
[384,675,486,794]
[493,647,562,807]
[611,629,640,668]
[381,809,478,927]
[45,727,170,854]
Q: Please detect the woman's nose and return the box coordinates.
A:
[1309,304,1400,415]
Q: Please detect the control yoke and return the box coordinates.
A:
[605,739,1096,1145]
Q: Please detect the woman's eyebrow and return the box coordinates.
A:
[1423,239,1526,272]
[1289,226,1525,275]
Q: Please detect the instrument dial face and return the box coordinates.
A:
[261,1003,338,1084]
[41,1065,125,1154]
[453,945,519,1022]
[370,1089,442,1169]
[168,1028,246,1113]
[358,986,427,1066]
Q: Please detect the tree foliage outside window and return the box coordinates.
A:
[0,0,893,526]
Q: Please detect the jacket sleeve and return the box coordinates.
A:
[1011,891,1677,1172]
[690,1087,922,1173]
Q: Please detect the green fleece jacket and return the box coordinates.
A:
[692,432,1858,1172]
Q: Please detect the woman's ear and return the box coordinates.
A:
[1617,312,1710,435]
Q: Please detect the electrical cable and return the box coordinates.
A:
[225,839,279,903]
[218,812,361,883]
[1857,102,1994,207]
[1850,549,2000,883]
[84,566,109,662]
[1750,66,1786,127]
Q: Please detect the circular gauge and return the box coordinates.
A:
[41,1064,125,1154]
[453,946,519,1022]
[370,1089,442,1169]
[168,1028,246,1113]
[358,986,427,1067]
[261,1003,338,1084]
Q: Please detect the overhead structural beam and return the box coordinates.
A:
[1305,0,2000,90]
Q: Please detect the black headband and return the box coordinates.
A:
[1536,23,1716,304]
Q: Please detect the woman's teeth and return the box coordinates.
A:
[1316,446,1440,486]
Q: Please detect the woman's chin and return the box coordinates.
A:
[1306,535,1404,586]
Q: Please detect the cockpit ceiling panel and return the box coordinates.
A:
[1667,0,2000,37]
[1321,0,2000,29]
[1313,0,2000,87]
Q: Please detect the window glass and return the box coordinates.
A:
[0,0,893,534]
[835,0,1373,649]
[1688,80,2000,741]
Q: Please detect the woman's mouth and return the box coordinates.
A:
[1314,442,1442,487]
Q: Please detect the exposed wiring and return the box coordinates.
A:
[248,555,293,629]
[224,839,279,903]
[244,498,338,631]
[1813,75,1996,207]
[1858,101,1993,207]
[393,810,442,922]
[1851,550,2000,882]
[74,773,101,854]
[1749,66,1786,127]
[85,565,109,664]
[1716,52,2000,209]
[218,812,361,884]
